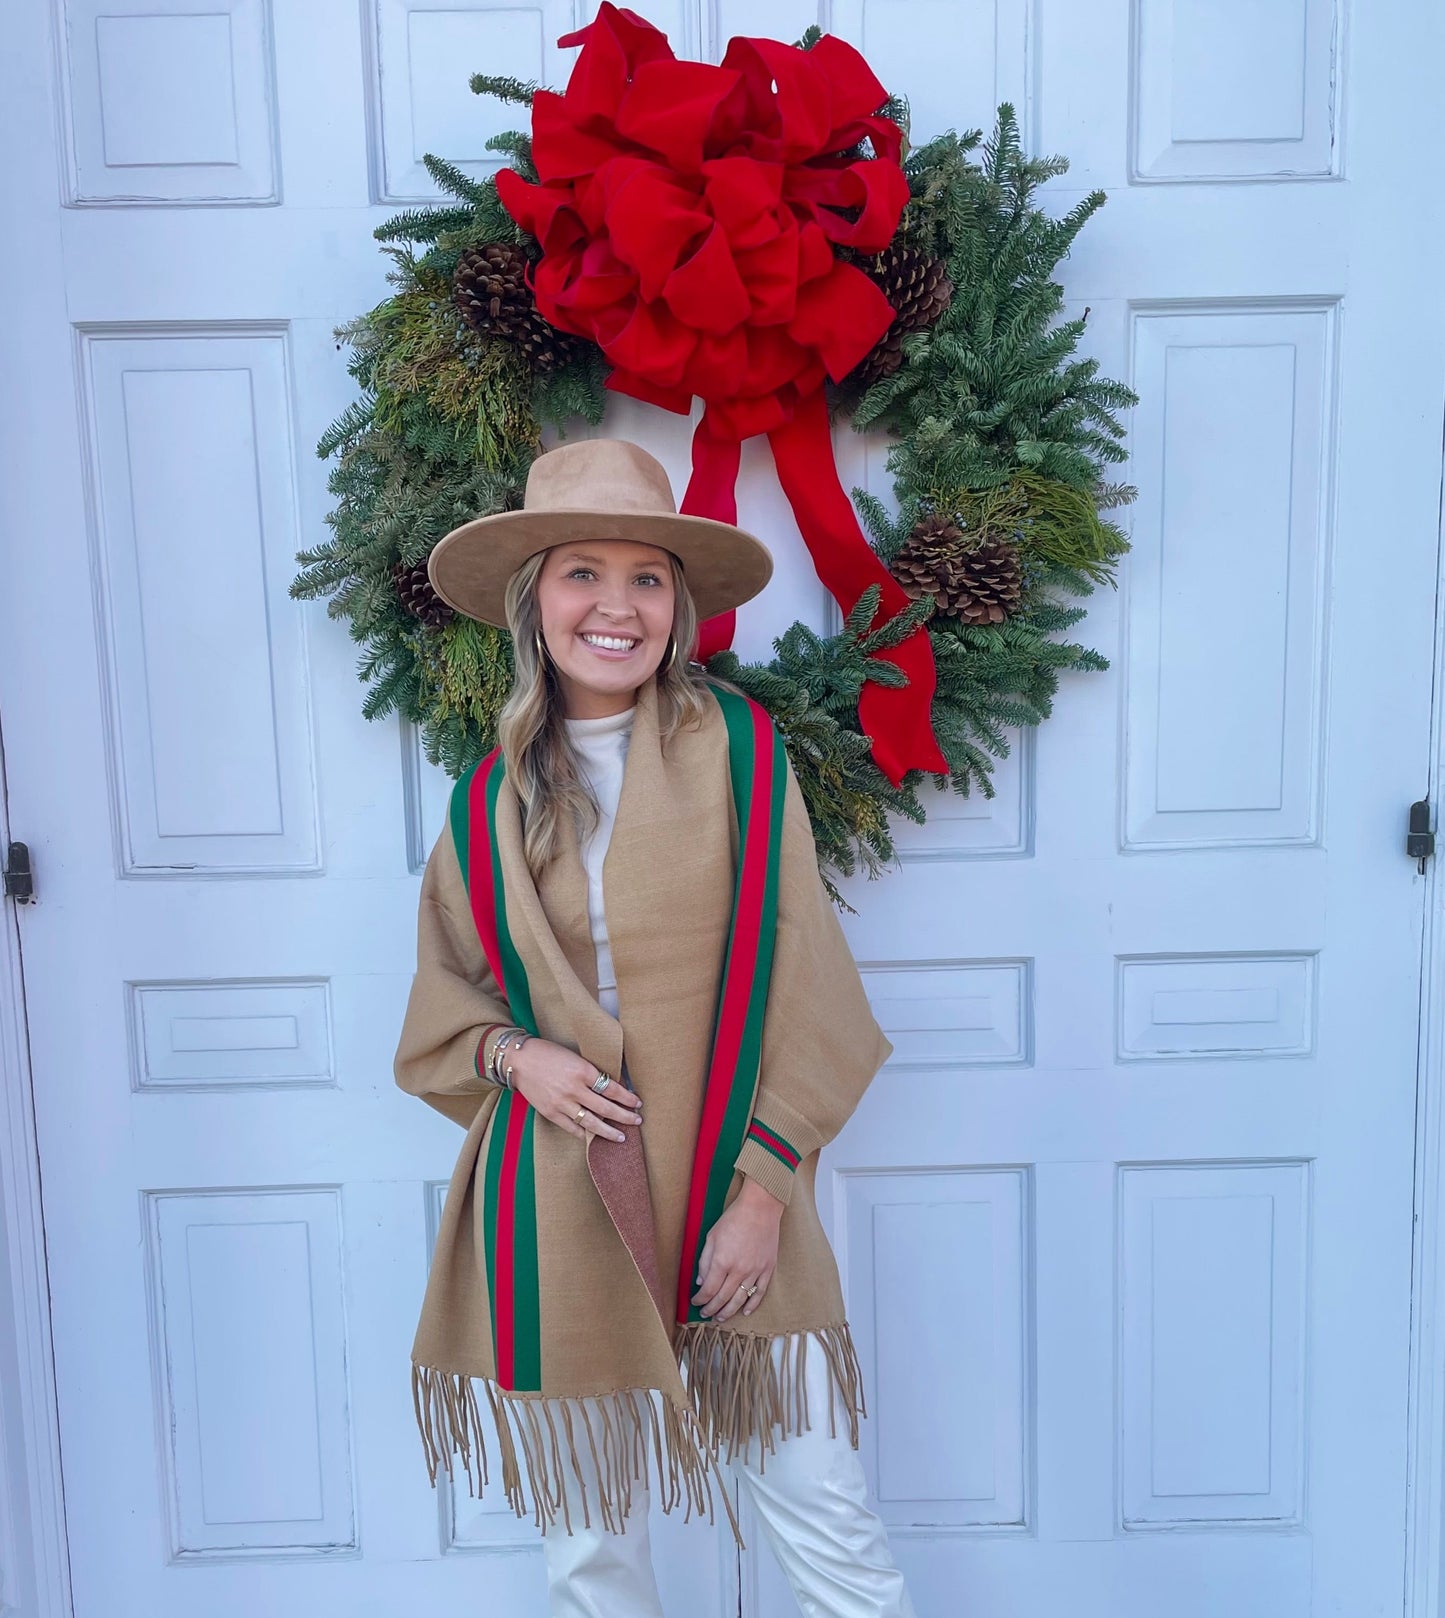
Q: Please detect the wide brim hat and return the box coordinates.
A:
[427,438,773,628]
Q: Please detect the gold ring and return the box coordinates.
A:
[575,1106,587,1125]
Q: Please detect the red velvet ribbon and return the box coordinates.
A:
[496,2,947,783]
[680,397,943,778]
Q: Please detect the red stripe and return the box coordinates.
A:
[468,748,506,995]
[493,1096,528,1386]
[676,700,775,1317]
[470,746,520,1380]
[749,1120,799,1167]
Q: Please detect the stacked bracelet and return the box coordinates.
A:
[489,1026,531,1089]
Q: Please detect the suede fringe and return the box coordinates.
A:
[674,1321,867,1470]
[410,1323,864,1542]
[411,1362,745,1546]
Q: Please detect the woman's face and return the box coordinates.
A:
[535,538,678,718]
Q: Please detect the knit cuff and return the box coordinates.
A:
[735,1102,817,1207]
[474,1024,507,1088]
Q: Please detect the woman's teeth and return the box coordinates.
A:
[581,633,639,652]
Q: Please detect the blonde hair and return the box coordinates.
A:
[497,545,718,878]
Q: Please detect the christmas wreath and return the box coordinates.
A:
[291,5,1135,897]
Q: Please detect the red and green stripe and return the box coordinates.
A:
[675,688,788,1324]
[746,1118,800,1171]
[452,689,790,1355]
[449,748,541,1392]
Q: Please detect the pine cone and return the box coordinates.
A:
[850,327,906,389]
[890,517,1024,623]
[863,243,954,334]
[889,514,967,602]
[946,539,1024,624]
[391,559,455,629]
[452,242,583,373]
[846,244,953,387]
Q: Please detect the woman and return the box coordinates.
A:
[394,437,917,1617]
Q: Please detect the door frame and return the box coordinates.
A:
[0,715,72,1618]
[1405,441,1445,1618]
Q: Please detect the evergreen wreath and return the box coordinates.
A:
[290,25,1135,900]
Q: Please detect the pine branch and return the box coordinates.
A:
[469,73,537,105]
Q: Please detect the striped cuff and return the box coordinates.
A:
[735,1117,806,1207]
[474,1023,507,1088]
[748,1118,801,1171]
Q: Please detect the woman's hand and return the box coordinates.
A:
[692,1179,785,1321]
[504,1037,643,1143]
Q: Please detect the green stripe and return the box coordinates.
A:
[511,1107,541,1387]
[485,758,537,1035]
[449,765,473,891]
[699,695,763,1218]
[480,1090,508,1348]
[451,750,540,1391]
[687,691,787,1322]
[484,756,541,1389]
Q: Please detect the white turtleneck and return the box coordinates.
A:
[562,703,636,1017]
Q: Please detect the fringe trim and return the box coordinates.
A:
[410,1363,744,1546]
[409,1323,864,1540]
[674,1321,867,1474]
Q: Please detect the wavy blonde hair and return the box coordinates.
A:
[498,544,720,878]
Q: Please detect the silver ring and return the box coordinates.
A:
[590,1071,612,1094]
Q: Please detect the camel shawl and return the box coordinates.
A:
[394,675,893,1540]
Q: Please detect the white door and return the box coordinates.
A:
[806,4,1445,1617]
[0,2,738,1612]
[2,4,1442,1618]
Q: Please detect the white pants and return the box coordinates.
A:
[539,1333,918,1618]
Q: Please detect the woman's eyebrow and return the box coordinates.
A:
[560,550,662,568]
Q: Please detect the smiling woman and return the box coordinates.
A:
[533,541,677,719]
[394,435,918,1615]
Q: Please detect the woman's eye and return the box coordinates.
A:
[564,567,661,584]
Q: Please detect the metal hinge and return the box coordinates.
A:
[1409,800,1434,874]
[3,841,34,904]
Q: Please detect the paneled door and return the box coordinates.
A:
[2,3,1443,1618]
[2,1,744,1613]
[806,3,1445,1617]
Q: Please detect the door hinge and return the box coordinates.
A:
[3,841,34,904]
[1409,799,1434,873]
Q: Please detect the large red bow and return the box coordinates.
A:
[496,2,947,783]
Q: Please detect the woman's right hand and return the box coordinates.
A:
[503,1036,643,1143]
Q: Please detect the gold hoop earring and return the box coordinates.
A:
[662,636,679,676]
[533,627,548,663]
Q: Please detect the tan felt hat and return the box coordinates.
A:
[427,438,773,628]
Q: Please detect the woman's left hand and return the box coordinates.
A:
[692,1180,785,1321]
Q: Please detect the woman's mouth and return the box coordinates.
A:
[578,631,641,659]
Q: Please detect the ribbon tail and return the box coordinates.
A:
[767,392,947,785]
[681,408,743,660]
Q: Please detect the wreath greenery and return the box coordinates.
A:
[290,33,1136,898]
